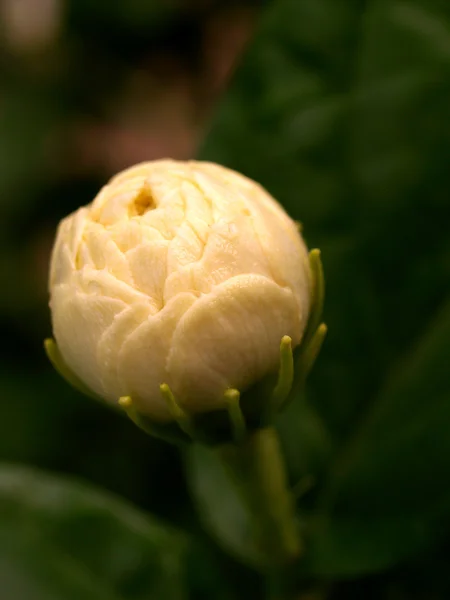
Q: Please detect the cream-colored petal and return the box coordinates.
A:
[67,207,89,256]
[75,266,152,307]
[97,302,154,402]
[167,219,204,268]
[193,169,246,218]
[50,207,89,288]
[117,292,197,421]
[164,213,273,300]
[167,274,301,414]
[180,179,213,234]
[191,214,273,292]
[250,197,310,319]
[51,284,127,398]
[163,264,198,302]
[109,218,160,251]
[83,226,133,285]
[142,202,184,240]
[109,159,180,186]
[126,241,168,307]
[49,241,73,288]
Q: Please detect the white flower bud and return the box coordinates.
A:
[49,160,311,421]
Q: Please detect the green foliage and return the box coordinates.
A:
[0,463,187,600]
[186,443,266,568]
[306,300,450,576]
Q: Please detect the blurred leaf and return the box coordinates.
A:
[200,0,450,577]
[185,443,264,569]
[183,538,239,600]
[0,523,121,600]
[276,398,333,488]
[0,463,187,600]
[305,298,450,576]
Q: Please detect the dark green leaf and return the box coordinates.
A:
[185,444,265,569]
[0,463,187,600]
[306,299,450,576]
[276,400,333,489]
[0,523,120,600]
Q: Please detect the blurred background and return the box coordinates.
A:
[1,0,450,599]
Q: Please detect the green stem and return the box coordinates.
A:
[216,426,301,567]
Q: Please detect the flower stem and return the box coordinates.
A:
[216,426,301,567]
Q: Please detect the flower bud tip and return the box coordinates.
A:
[160,383,180,416]
[119,396,132,408]
[318,323,327,336]
[280,335,292,349]
[160,383,196,438]
[224,388,240,403]
[224,388,246,443]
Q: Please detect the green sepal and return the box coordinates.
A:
[224,389,246,443]
[118,396,192,445]
[118,387,250,447]
[303,248,325,349]
[296,324,327,386]
[270,336,294,411]
[160,384,197,439]
[286,248,327,404]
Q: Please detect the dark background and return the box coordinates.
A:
[1,1,450,599]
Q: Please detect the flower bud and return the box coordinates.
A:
[48,160,313,424]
